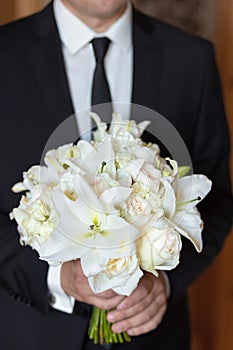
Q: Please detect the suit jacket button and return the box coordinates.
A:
[23,296,32,307]
[15,294,22,302]
[25,299,32,307]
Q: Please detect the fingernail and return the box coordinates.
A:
[107,313,115,322]
[113,324,122,333]
[117,302,126,310]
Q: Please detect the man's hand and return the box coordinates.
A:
[61,260,168,336]
[107,272,168,336]
[61,259,125,309]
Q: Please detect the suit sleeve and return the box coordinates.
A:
[0,210,50,313]
[166,43,233,308]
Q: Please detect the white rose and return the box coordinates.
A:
[10,187,58,250]
[131,182,163,217]
[129,195,151,216]
[59,171,78,201]
[137,227,182,275]
[117,193,153,229]
[81,251,143,296]
[135,163,162,192]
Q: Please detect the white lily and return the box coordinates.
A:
[132,142,160,165]
[84,172,119,197]
[68,174,138,241]
[38,187,90,265]
[45,143,80,173]
[109,113,150,139]
[11,164,60,193]
[171,174,212,252]
[69,137,116,180]
[160,178,176,219]
[116,158,144,181]
[140,173,212,252]
[39,175,139,265]
[90,112,108,142]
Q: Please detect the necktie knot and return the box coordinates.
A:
[91,37,110,63]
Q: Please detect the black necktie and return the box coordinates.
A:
[91,37,112,126]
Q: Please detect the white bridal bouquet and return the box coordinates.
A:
[10,113,212,344]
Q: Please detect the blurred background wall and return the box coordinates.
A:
[0,1,232,349]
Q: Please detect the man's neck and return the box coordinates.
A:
[61,0,127,33]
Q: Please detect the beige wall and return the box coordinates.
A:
[0,0,49,24]
[135,0,217,40]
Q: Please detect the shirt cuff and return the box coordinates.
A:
[47,264,75,314]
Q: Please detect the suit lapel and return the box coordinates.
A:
[132,9,164,118]
[28,3,74,127]
[27,5,164,136]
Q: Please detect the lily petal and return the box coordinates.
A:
[160,178,176,219]
[177,175,212,207]
[172,206,203,252]
[78,140,95,160]
[100,186,132,211]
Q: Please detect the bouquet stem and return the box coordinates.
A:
[88,306,131,345]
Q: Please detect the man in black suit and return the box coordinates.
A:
[0,1,232,349]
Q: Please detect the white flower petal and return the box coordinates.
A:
[11,182,27,193]
[74,174,103,213]
[79,137,115,176]
[81,250,108,276]
[113,267,143,295]
[137,121,151,137]
[124,159,145,180]
[172,206,203,252]
[160,178,176,218]
[78,140,95,160]
[39,228,89,265]
[82,251,142,295]
[100,186,132,210]
[177,175,212,207]
[11,208,28,224]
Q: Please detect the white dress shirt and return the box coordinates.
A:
[48,0,133,313]
[48,0,170,314]
[54,0,133,141]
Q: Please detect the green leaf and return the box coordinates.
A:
[178,166,190,177]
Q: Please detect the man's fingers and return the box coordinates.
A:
[115,272,164,314]
[107,287,155,322]
[106,272,168,336]
[108,299,167,335]
[127,303,167,336]
[108,291,166,323]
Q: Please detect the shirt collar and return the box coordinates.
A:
[53,0,132,54]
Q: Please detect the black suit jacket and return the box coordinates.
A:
[0,3,232,350]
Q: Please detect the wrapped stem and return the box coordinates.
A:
[88,306,131,345]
